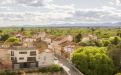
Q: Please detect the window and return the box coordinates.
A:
[19,57,24,60]
[30,51,36,56]
[19,52,27,54]
[44,56,46,61]
[11,51,14,56]
[27,57,36,62]
[11,57,17,62]
[11,57,14,60]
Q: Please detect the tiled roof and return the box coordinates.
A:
[10,46,37,50]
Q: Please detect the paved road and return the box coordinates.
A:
[55,55,84,75]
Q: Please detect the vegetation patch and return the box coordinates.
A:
[71,46,115,75]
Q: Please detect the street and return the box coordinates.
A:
[55,54,84,75]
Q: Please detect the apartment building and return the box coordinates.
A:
[9,46,38,69]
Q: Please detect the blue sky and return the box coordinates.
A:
[0,0,121,26]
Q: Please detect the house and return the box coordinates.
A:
[52,35,73,45]
[65,35,73,42]
[9,46,38,69]
[38,49,54,67]
[34,32,46,39]
[15,33,25,41]
[22,37,36,47]
[58,41,76,59]
[0,48,12,70]
[43,35,57,49]
[51,35,74,56]
[81,34,98,42]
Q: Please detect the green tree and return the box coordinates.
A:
[20,27,24,32]
[115,73,121,75]
[90,27,96,34]
[116,30,121,37]
[107,43,121,71]
[79,40,96,46]
[74,33,82,43]
[109,36,121,45]
[99,39,111,47]
[0,30,2,34]
[5,37,20,46]
[71,47,115,75]
[0,34,10,41]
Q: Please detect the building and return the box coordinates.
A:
[38,49,54,67]
[50,35,74,56]
[0,48,12,70]
[22,37,36,47]
[58,41,76,59]
[9,46,38,69]
[81,34,98,42]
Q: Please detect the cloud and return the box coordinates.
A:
[110,0,121,6]
[0,0,121,26]
[66,7,121,22]
[116,0,121,5]
[0,9,73,25]
[0,3,75,25]
[0,0,53,6]
[0,6,121,26]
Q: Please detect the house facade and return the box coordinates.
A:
[9,46,38,69]
[38,49,54,67]
[0,48,12,70]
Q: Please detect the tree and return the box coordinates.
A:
[5,37,21,46]
[20,27,24,32]
[115,73,121,75]
[99,39,111,47]
[0,30,2,34]
[74,33,82,43]
[117,30,121,37]
[0,34,10,41]
[79,40,96,46]
[23,31,33,37]
[90,27,96,34]
[107,43,121,71]
[109,36,121,45]
[71,47,115,75]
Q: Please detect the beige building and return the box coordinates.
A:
[9,46,38,69]
[9,46,54,69]
[81,34,98,42]
[38,49,54,67]
[0,48,12,70]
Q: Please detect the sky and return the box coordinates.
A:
[0,0,121,26]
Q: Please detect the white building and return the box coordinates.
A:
[64,45,75,54]
[9,46,55,69]
[9,46,38,69]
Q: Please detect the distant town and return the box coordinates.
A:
[0,27,121,75]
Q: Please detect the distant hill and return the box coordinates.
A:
[1,22,121,28]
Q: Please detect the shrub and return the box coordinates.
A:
[0,70,21,75]
[39,64,63,73]
[115,73,121,75]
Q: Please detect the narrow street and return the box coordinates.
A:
[55,54,84,75]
